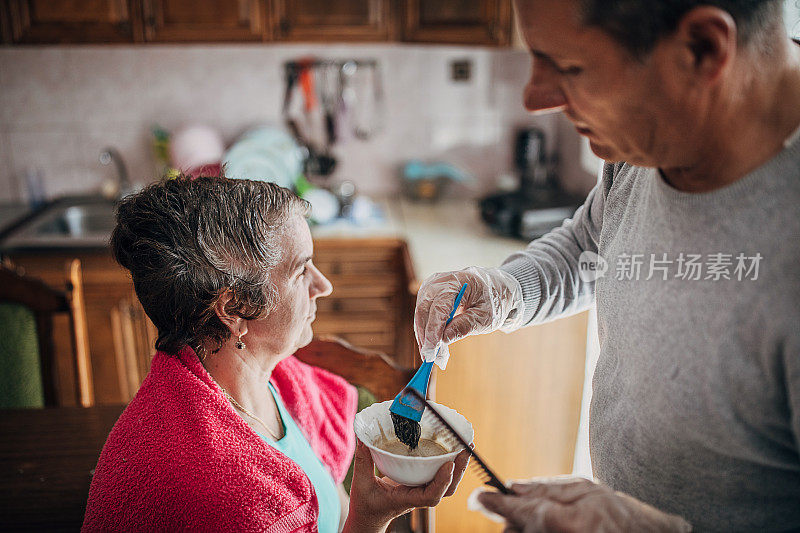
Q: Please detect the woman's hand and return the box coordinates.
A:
[343,441,470,533]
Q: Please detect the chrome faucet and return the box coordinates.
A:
[99,147,133,198]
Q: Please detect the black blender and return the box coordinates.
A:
[480,128,584,240]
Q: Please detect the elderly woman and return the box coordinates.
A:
[83,176,468,532]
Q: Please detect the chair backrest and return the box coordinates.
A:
[110,298,157,400]
[294,336,416,402]
[0,259,94,407]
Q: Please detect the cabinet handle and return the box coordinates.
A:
[279,18,289,35]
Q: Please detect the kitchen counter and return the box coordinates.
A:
[312,198,526,281]
[0,203,31,227]
[0,202,38,239]
[1,196,529,283]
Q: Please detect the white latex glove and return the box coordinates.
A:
[414,266,525,369]
[475,477,692,533]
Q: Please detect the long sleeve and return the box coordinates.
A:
[499,163,614,326]
[786,330,800,465]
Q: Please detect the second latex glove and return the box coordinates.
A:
[414,266,526,369]
[475,477,692,533]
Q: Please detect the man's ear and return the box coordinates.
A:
[675,6,737,82]
[214,289,248,337]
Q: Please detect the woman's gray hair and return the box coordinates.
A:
[110,175,310,357]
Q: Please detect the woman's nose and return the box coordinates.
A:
[524,62,567,113]
[309,264,333,299]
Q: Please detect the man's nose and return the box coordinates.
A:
[524,64,567,113]
[310,265,333,298]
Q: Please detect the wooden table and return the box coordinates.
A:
[0,405,124,532]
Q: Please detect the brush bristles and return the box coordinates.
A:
[391,411,422,449]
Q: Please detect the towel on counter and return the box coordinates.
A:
[82,346,357,533]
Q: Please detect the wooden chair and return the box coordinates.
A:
[0,259,94,407]
[110,298,158,400]
[295,336,430,533]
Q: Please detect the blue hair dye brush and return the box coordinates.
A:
[390,282,468,449]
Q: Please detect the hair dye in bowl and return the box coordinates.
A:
[375,436,450,457]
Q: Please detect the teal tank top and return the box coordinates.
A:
[259,383,340,533]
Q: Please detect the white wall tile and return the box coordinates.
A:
[0,48,76,125]
[422,47,493,118]
[0,43,581,202]
[66,46,149,122]
[0,130,22,202]
[73,120,154,186]
[7,124,86,198]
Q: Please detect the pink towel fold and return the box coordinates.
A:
[82,346,357,532]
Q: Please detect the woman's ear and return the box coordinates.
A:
[213,289,248,337]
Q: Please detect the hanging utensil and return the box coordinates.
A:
[351,62,385,140]
[284,59,337,178]
[338,60,357,144]
[317,62,339,148]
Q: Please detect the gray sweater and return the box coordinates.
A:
[500,131,800,532]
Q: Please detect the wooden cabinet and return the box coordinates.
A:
[272,0,392,42]
[142,0,269,42]
[312,238,417,368]
[3,0,143,44]
[401,0,512,46]
[6,238,417,405]
[1,0,513,45]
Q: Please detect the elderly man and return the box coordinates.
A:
[414,0,800,530]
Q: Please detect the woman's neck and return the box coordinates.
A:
[201,344,284,437]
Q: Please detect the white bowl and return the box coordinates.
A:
[354,400,474,486]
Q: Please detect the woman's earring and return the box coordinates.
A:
[235,333,246,350]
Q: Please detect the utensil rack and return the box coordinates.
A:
[282,57,385,153]
[283,59,378,77]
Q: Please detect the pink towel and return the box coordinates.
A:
[82,346,357,532]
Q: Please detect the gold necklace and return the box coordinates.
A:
[219,385,282,441]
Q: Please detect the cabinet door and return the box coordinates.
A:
[4,0,142,43]
[142,0,268,42]
[272,0,392,42]
[312,238,417,368]
[402,0,511,46]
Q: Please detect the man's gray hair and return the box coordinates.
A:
[579,0,784,58]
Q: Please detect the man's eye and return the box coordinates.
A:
[557,65,583,76]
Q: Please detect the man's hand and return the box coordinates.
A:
[477,477,691,533]
[344,441,470,532]
[414,266,525,369]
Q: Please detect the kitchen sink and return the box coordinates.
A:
[0,196,118,251]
